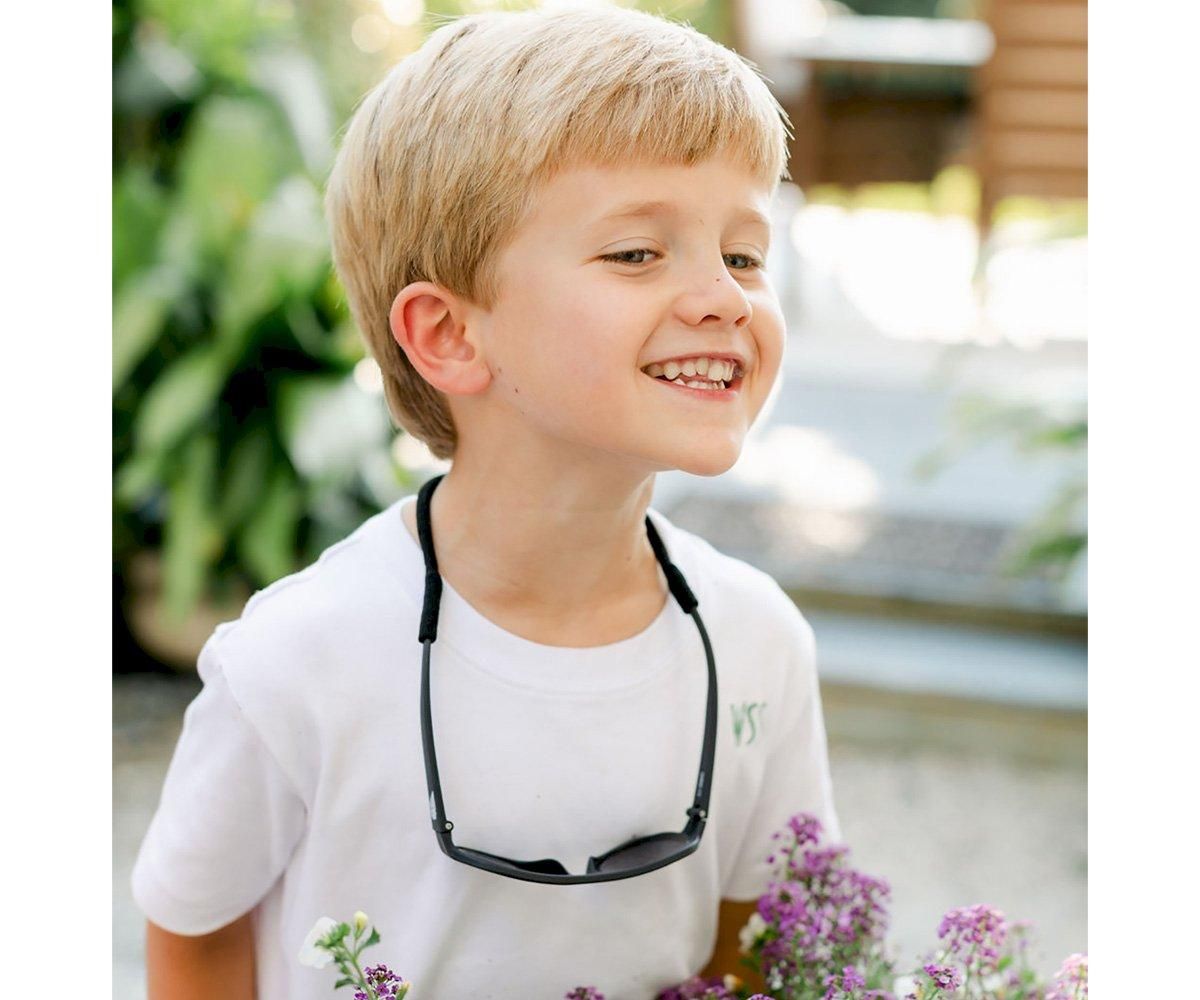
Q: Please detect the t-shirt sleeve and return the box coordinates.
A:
[130,634,308,935]
[721,604,841,901]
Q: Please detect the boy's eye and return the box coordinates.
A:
[724,252,765,271]
[600,248,661,266]
[599,249,765,270]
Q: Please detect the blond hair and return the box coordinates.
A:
[324,1,792,460]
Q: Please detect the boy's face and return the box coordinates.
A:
[465,155,785,478]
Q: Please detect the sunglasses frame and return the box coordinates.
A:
[415,473,718,885]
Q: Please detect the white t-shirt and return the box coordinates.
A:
[131,493,840,999]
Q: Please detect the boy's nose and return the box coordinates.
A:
[673,272,753,330]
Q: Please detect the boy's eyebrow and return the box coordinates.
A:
[590,199,770,234]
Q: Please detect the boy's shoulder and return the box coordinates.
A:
[650,507,815,654]
[208,503,407,681]
[194,503,412,794]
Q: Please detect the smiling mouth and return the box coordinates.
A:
[641,369,744,395]
[640,358,745,391]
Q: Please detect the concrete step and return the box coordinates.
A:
[807,609,1086,712]
[658,489,1084,619]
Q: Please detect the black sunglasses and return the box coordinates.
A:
[415,473,718,884]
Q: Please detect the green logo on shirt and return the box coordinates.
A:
[730,702,767,746]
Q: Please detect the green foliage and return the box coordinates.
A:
[113,0,417,631]
[916,393,1088,584]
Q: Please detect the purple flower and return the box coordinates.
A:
[1045,953,1088,1000]
[564,989,606,1000]
[922,963,963,992]
[654,976,737,1000]
[823,965,866,998]
[362,964,410,999]
[936,905,1008,974]
[787,813,825,846]
[752,813,893,996]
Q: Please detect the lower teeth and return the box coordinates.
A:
[665,376,726,390]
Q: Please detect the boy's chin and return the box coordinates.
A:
[668,449,741,478]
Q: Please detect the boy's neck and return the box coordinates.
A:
[400,468,666,648]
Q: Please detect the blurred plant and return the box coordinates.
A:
[1043,954,1086,1000]
[739,814,894,998]
[113,0,424,636]
[295,821,1084,1000]
[914,392,1087,584]
[299,911,410,998]
[899,907,1042,999]
[732,813,1084,1000]
[655,975,763,999]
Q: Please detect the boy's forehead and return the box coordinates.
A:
[588,198,771,236]
[530,158,773,234]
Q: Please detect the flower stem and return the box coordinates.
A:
[348,952,374,1000]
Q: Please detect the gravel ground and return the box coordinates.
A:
[113,674,1085,998]
[822,683,1087,978]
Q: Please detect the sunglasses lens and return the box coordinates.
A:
[458,847,569,877]
[591,831,692,874]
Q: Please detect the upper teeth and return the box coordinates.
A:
[643,358,739,381]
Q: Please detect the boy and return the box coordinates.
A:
[132,4,841,997]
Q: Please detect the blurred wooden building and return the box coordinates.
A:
[731,0,1087,226]
[976,0,1087,223]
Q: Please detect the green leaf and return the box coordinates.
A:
[333,977,355,990]
[113,265,187,392]
[1004,532,1087,577]
[217,423,275,529]
[113,165,169,288]
[237,462,302,585]
[156,208,207,283]
[1019,419,1088,453]
[285,300,346,364]
[114,449,168,509]
[216,174,330,347]
[137,0,293,81]
[363,927,381,948]
[162,434,223,623]
[175,96,289,256]
[134,345,230,453]
[112,31,202,116]
[250,47,335,177]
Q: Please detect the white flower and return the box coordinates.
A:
[738,911,768,954]
[298,916,339,968]
[354,910,370,934]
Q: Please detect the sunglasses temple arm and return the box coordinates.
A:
[420,639,454,837]
[686,608,718,836]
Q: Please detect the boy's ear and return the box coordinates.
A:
[388,282,492,395]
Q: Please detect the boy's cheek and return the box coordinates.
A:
[752,308,787,377]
